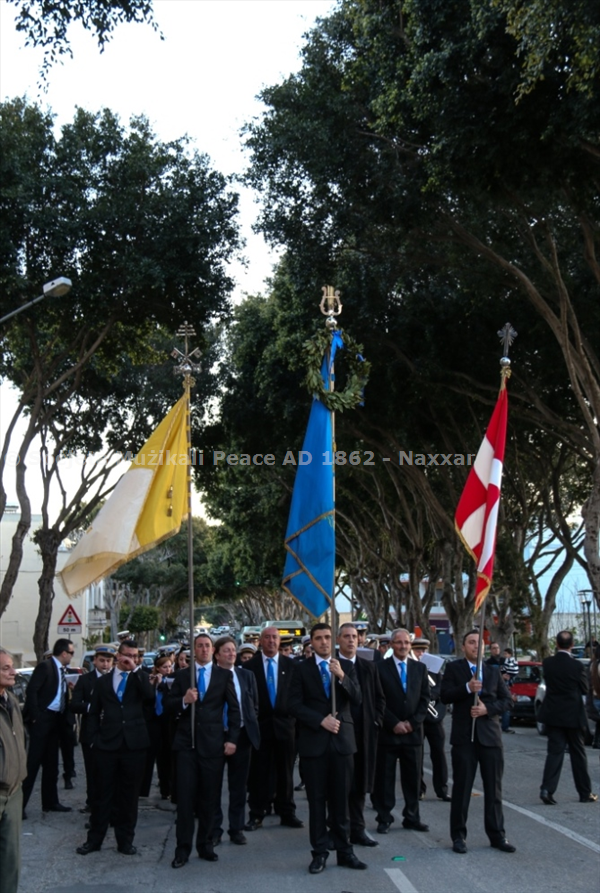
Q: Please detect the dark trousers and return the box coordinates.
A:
[301,747,353,857]
[175,749,224,857]
[59,721,76,779]
[373,742,422,824]
[214,728,252,835]
[22,711,61,810]
[541,725,592,797]
[450,741,505,843]
[140,716,171,798]
[348,747,367,836]
[420,721,449,797]
[248,733,296,820]
[87,745,146,848]
[81,742,97,808]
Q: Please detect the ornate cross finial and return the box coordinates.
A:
[497,323,517,358]
[172,321,202,384]
[320,285,343,330]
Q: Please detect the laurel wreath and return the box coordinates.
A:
[303,328,371,412]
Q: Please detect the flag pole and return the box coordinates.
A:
[172,323,202,745]
[471,323,517,742]
[320,286,342,714]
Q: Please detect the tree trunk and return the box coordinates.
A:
[581,461,600,607]
[0,427,35,617]
[33,530,62,661]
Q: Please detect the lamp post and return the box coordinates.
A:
[0,276,72,324]
[578,591,592,652]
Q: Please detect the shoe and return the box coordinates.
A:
[437,793,452,802]
[294,781,306,791]
[491,839,516,853]
[171,850,188,869]
[229,831,247,845]
[337,852,368,869]
[402,820,429,832]
[280,815,304,828]
[43,803,72,813]
[579,793,598,802]
[540,789,557,805]
[453,839,467,854]
[64,778,74,790]
[503,729,515,734]
[244,817,263,831]
[118,844,137,855]
[198,845,218,861]
[308,854,327,874]
[350,833,379,847]
[377,821,392,834]
[76,842,101,855]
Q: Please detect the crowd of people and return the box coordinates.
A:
[0,625,598,891]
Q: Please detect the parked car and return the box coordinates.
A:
[12,667,34,708]
[509,661,543,723]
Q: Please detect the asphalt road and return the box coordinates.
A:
[20,722,599,893]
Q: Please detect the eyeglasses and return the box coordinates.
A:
[66,651,75,656]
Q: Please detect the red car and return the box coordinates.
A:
[509,661,543,723]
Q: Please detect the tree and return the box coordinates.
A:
[0,98,240,655]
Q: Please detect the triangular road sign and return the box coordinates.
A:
[58,605,82,626]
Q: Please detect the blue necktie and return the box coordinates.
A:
[198,666,206,700]
[399,661,407,691]
[320,660,331,698]
[116,671,128,702]
[223,702,229,729]
[266,658,276,708]
[155,690,163,716]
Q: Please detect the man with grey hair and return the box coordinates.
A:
[372,628,430,834]
[0,648,27,893]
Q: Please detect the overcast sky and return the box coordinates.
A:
[0,0,336,516]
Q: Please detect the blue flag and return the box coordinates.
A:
[282,332,343,619]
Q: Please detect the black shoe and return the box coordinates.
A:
[43,803,72,813]
[244,817,263,831]
[491,839,516,853]
[76,842,101,855]
[453,839,467,854]
[294,781,305,791]
[198,845,218,861]
[118,844,137,855]
[64,778,74,790]
[229,831,247,845]
[377,821,392,834]
[540,789,557,805]
[437,793,452,802]
[350,833,379,847]
[280,815,304,828]
[502,729,515,734]
[337,852,367,869]
[402,820,429,832]
[171,850,188,869]
[579,793,598,803]
[308,854,327,874]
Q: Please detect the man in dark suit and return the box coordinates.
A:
[168,633,241,868]
[213,636,260,845]
[441,630,516,854]
[372,628,430,834]
[539,630,597,805]
[70,645,115,814]
[337,622,385,846]
[288,622,366,874]
[244,626,303,830]
[75,639,155,856]
[411,637,450,801]
[22,638,75,814]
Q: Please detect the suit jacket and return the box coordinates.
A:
[234,666,261,750]
[377,656,429,747]
[87,667,155,751]
[441,658,511,747]
[23,658,62,724]
[244,652,296,742]
[539,651,588,729]
[352,656,385,790]
[167,664,241,757]
[70,669,104,745]
[288,656,361,757]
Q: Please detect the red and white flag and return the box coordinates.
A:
[455,385,508,613]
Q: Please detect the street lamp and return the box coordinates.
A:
[0,276,72,325]
[578,591,592,651]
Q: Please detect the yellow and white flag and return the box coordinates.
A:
[58,395,189,596]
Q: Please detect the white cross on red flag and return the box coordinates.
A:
[455,384,508,613]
